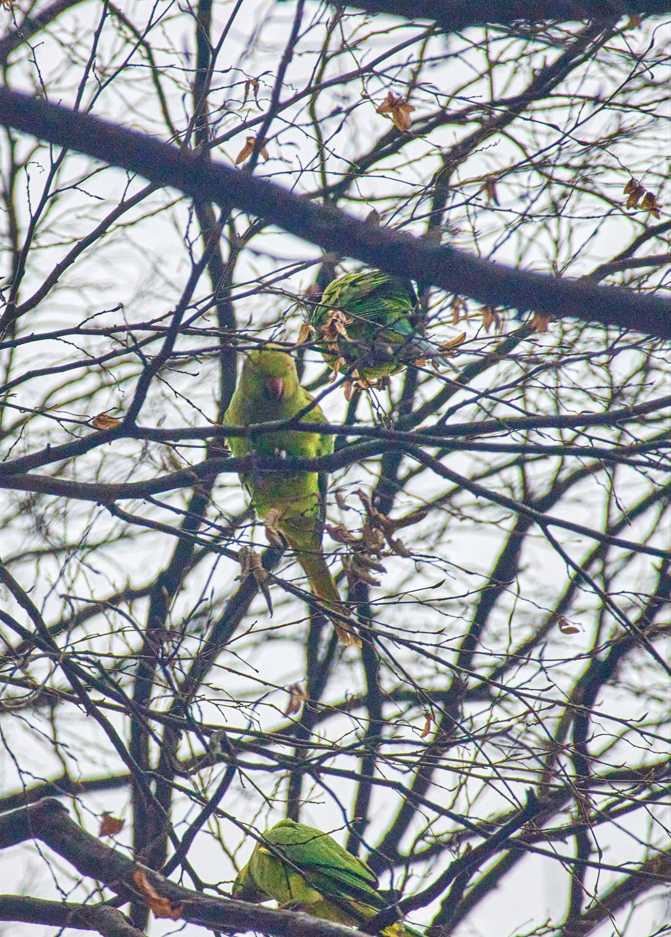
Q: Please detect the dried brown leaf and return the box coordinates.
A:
[235,136,268,165]
[387,508,429,532]
[438,332,466,356]
[243,77,260,106]
[625,181,646,209]
[641,191,661,219]
[420,712,434,738]
[451,296,467,324]
[329,356,348,381]
[558,617,581,635]
[483,176,499,204]
[376,91,415,132]
[99,813,124,837]
[295,322,316,345]
[482,306,501,333]
[529,313,552,333]
[320,308,353,344]
[325,523,360,545]
[284,683,308,716]
[91,413,121,430]
[133,870,183,920]
[334,490,350,512]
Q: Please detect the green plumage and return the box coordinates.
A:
[310,270,438,382]
[224,348,360,646]
[233,819,421,936]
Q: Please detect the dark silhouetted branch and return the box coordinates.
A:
[0,89,668,338]
[0,798,371,937]
[336,1,671,31]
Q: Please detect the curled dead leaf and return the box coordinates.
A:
[334,490,350,512]
[235,136,269,165]
[285,683,308,716]
[343,552,386,588]
[483,176,499,204]
[243,77,260,106]
[420,712,434,738]
[376,91,415,132]
[99,812,124,837]
[133,870,183,920]
[356,490,427,557]
[91,413,121,431]
[451,296,467,324]
[558,617,581,635]
[320,308,353,344]
[640,191,661,219]
[325,523,360,545]
[482,307,502,333]
[529,313,552,333]
[624,179,646,209]
[295,322,316,346]
[438,332,466,356]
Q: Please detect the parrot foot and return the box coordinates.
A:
[264,508,287,548]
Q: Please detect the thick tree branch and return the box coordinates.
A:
[0,90,667,338]
[340,1,671,29]
[0,896,144,937]
[0,799,369,937]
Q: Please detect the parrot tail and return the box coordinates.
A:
[292,546,361,648]
[405,335,451,370]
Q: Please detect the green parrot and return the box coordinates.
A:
[308,270,448,385]
[224,347,360,647]
[232,819,422,936]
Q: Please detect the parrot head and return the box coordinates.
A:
[240,347,299,404]
[232,864,269,903]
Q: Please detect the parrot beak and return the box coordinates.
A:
[264,376,285,399]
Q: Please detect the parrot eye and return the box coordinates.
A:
[264,377,285,399]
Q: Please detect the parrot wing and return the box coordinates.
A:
[317,271,417,331]
[311,270,438,381]
[263,821,383,906]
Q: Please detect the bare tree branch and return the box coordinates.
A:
[0,89,667,338]
[335,1,671,32]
